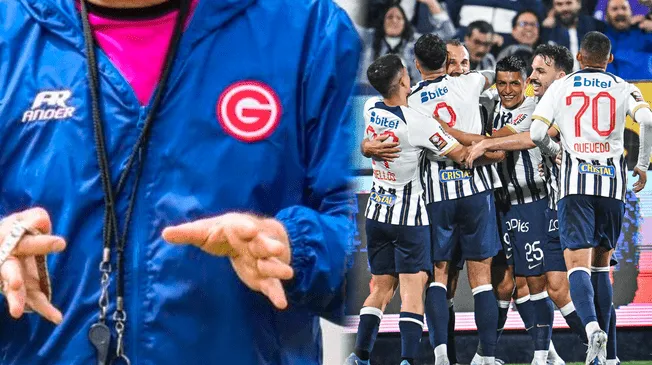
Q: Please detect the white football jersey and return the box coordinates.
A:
[363,97,459,225]
[533,70,650,201]
[408,73,500,203]
[493,96,547,205]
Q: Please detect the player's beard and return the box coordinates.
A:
[557,11,578,27]
[610,14,629,30]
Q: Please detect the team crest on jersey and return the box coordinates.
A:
[217,81,282,142]
[578,163,615,178]
[439,169,472,182]
[429,133,448,150]
[631,91,645,102]
[369,191,397,206]
[512,113,527,125]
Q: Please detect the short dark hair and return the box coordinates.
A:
[446,38,463,47]
[496,56,528,81]
[580,31,612,64]
[465,20,493,38]
[512,9,540,29]
[533,44,574,74]
[367,54,404,98]
[415,34,448,71]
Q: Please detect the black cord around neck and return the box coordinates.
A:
[79,0,190,303]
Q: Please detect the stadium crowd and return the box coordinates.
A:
[356,0,652,84]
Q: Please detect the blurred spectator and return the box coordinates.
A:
[447,0,546,39]
[604,0,652,80]
[464,20,497,70]
[496,9,541,69]
[594,0,650,20]
[503,9,541,49]
[631,0,652,31]
[541,0,605,70]
[367,0,456,36]
[542,0,601,15]
[358,3,455,85]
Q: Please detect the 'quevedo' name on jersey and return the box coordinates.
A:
[574,142,611,153]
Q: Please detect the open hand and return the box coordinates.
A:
[0,208,66,324]
[417,0,442,14]
[364,134,401,162]
[163,213,294,309]
[633,167,647,193]
[465,140,488,169]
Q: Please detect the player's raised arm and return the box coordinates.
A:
[360,132,401,161]
[406,110,470,166]
[479,70,496,90]
[435,114,486,145]
[467,128,561,167]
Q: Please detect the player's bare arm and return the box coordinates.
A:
[479,70,496,90]
[467,125,559,167]
[633,106,652,192]
[441,144,471,168]
[360,135,401,161]
[468,150,506,168]
[436,116,486,146]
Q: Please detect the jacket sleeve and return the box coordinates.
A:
[429,3,457,41]
[412,2,456,40]
[277,2,362,322]
[447,0,463,27]
[525,0,546,21]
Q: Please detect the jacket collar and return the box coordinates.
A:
[19,0,257,50]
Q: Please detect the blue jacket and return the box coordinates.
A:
[605,26,652,81]
[0,0,361,364]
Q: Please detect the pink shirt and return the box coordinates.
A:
[86,3,195,105]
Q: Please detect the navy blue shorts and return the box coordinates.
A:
[499,199,549,277]
[365,219,432,275]
[427,190,501,263]
[558,195,625,251]
[543,208,567,272]
[451,243,464,270]
[494,199,514,267]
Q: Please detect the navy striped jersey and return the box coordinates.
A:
[543,154,561,210]
[541,124,562,210]
[493,96,547,205]
[533,70,650,201]
[408,73,501,203]
[363,97,459,225]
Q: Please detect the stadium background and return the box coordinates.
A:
[338,82,652,363]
